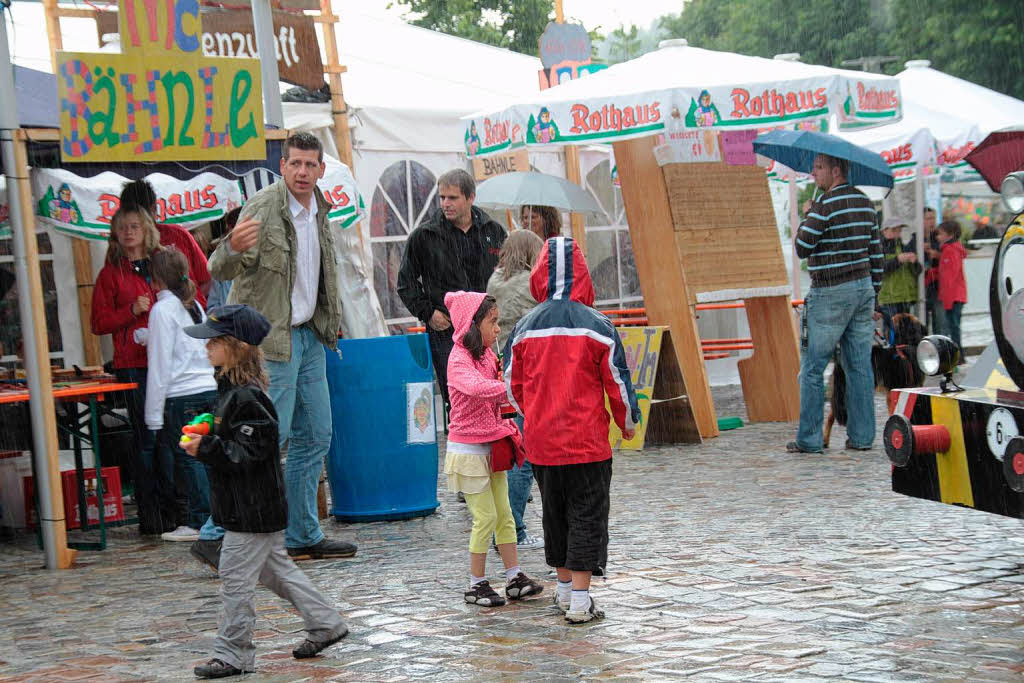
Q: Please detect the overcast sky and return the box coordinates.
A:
[5,0,685,72]
[361,0,684,32]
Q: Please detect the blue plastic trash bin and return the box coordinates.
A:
[324,334,440,521]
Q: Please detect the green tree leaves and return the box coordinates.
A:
[391,0,554,56]
[658,0,1024,99]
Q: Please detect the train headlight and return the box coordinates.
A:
[918,335,960,377]
[1002,172,1024,214]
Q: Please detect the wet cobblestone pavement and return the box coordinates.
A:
[2,386,1023,681]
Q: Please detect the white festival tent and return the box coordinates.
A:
[280,6,580,327]
[836,60,1024,187]
[461,40,903,153]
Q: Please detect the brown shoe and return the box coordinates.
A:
[292,625,348,659]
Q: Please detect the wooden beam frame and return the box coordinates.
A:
[12,133,76,569]
[612,136,718,439]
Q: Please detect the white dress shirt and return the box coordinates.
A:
[144,290,217,430]
[288,191,321,326]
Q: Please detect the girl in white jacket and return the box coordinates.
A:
[145,246,218,542]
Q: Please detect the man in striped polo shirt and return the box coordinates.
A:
[787,154,883,454]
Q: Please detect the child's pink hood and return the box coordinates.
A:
[444,291,488,346]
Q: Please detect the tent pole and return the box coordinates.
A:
[789,178,801,299]
[318,0,354,169]
[1,10,74,570]
[252,0,284,128]
[42,0,101,367]
[553,1,587,254]
[914,175,926,323]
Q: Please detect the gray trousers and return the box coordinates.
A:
[214,530,346,670]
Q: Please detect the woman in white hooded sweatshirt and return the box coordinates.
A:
[144,246,218,542]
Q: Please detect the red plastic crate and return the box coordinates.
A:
[23,466,125,530]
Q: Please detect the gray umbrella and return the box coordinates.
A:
[473,171,602,216]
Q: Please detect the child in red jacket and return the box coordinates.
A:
[505,237,640,624]
[936,220,967,351]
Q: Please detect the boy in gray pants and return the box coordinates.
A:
[180,305,347,678]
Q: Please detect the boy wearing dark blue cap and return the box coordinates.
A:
[181,305,347,679]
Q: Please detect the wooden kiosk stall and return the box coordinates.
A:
[463,39,903,440]
[6,0,356,567]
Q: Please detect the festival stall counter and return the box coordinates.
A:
[463,39,904,440]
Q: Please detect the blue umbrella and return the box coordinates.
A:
[752,130,894,189]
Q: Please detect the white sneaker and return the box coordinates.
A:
[517,534,544,550]
[565,596,605,624]
[161,526,200,542]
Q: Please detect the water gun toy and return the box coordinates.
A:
[180,413,214,444]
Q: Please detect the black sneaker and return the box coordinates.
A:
[190,539,222,573]
[193,658,243,679]
[505,572,544,600]
[287,538,357,560]
[565,596,605,624]
[464,580,506,606]
[292,625,348,659]
[845,439,872,451]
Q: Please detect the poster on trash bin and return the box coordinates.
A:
[406,382,436,444]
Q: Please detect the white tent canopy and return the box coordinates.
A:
[836,61,1024,183]
[462,39,902,154]
[897,60,1024,135]
[284,4,543,155]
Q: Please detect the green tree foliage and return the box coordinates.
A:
[391,0,554,56]
[657,0,1024,99]
[607,24,643,64]
[887,0,1024,100]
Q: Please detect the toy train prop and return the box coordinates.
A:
[884,170,1024,518]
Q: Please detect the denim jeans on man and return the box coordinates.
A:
[797,277,877,452]
[159,390,217,529]
[506,415,533,543]
[115,367,171,534]
[198,327,332,549]
[268,326,333,550]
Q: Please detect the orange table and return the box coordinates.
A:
[2,378,138,550]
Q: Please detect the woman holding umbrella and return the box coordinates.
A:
[520,205,562,240]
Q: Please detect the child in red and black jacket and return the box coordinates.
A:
[505,236,640,624]
[936,220,967,351]
[180,305,347,679]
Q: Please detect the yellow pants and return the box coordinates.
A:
[464,471,517,554]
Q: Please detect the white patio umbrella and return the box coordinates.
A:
[474,171,602,215]
[461,39,902,157]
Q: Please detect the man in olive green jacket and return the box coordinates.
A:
[196,133,355,566]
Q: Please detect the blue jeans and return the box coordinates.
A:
[506,415,532,543]
[268,327,333,550]
[797,278,877,451]
[926,287,946,336]
[944,302,963,350]
[115,367,169,534]
[158,391,217,529]
[197,328,332,547]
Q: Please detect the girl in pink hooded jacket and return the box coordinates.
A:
[443,290,544,607]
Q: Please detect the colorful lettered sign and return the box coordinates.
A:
[609,326,663,450]
[59,0,264,162]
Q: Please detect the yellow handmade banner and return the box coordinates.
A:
[58,0,263,163]
[118,0,202,56]
[609,326,663,451]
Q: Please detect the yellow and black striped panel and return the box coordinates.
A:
[891,388,1024,518]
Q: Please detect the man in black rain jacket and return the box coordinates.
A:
[397,169,506,409]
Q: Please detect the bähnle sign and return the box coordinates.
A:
[96,10,325,91]
[58,0,264,162]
